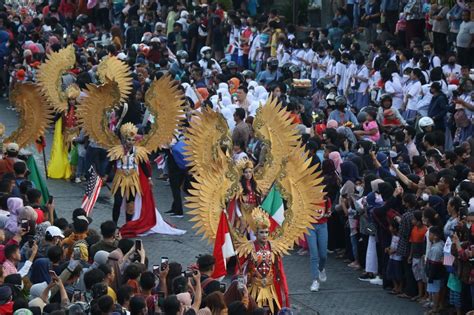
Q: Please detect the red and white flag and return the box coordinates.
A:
[154,154,166,170]
[81,166,103,216]
[212,211,236,279]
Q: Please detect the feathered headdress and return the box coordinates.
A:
[120,123,138,139]
[251,207,270,230]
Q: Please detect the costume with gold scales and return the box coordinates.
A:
[185,98,326,313]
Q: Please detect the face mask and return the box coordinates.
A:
[124,23,129,28]
[422,193,429,202]
[303,43,308,48]
[205,53,211,59]
[376,29,382,34]
[180,58,186,64]
[423,50,431,56]
[467,223,472,229]
[357,148,364,154]
[355,185,364,195]
[13,21,20,26]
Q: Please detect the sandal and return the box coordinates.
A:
[410,295,421,302]
[397,293,411,299]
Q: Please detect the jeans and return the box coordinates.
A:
[307,222,328,280]
[350,234,359,261]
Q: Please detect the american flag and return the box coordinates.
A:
[81,166,103,216]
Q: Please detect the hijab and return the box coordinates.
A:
[328,151,342,173]
[5,197,24,235]
[341,161,360,184]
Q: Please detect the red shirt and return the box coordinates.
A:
[0,302,14,315]
[34,208,44,224]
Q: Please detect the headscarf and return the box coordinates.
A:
[376,152,390,170]
[107,249,124,292]
[29,282,49,301]
[5,197,24,234]
[217,83,232,100]
[322,159,339,200]
[370,179,385,193]
[228,78,240,94]
[94,250,110,266]
[18,206,38,222]
[30,258,51,284]
[366,192,383,209]
[328,151,342,173]
[254,86,269,103]
[341,161,360,184]
[337,126,357,145]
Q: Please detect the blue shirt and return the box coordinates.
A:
[171,140,187,170]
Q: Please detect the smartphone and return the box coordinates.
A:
[153,264,160,275]
[21,219,29,230]
[219,283,226,293]
[49,270,57,278]
[237,275,246,290]
[160,257,169,271]
[73,247,81,260]
[48,195,54,204]
[182,271,193,278]
[73,289,82,302]
[135,239,142,251]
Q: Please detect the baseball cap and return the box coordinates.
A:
[46,226,65,238]
[6,143,19,153]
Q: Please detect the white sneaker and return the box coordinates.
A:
[369,276,383,285]
[74,177,81,183]
[310,280,320,292]
[319,269,327,282]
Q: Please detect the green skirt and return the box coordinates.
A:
[69,144,79,166]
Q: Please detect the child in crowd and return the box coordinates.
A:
[386,219,403,294]
[354,110,380,143]
[425,226,445,313]
[409,210,427,302]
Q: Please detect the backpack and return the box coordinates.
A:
[454,109,470,128]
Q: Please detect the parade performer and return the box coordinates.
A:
[76,76,185,238]
[186,97,325,313]
[36,45,77,180]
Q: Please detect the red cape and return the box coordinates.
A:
[120,164,157,238]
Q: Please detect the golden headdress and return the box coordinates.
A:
[236,158,254,171]
[120,122,138,139]
[251,207,270,230]
[97,56,133,103]
[66,84,80,100]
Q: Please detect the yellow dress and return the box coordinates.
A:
[47,117,71,179]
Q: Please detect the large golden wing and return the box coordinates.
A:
[140,76,184,153]
[187,149,239,241]
[269,145,326,257]
[5,83,53,148]
[184,107,232,175]
[76,81,121,149]
[36,45,76,112]
[253,96,300,195]
[97,56,133,103]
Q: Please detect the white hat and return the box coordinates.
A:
[6,143,19,152]
[150,37,160,43]
[117,52,127,61]
[94,250,110,266]
[46,226,65,238]
[180,10,189,19]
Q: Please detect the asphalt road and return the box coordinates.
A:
[0,99,423,315]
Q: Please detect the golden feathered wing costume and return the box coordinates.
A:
[3,83,53,149]
[36,45,76,113]
[97,56,133,103]
[186,98,325,312]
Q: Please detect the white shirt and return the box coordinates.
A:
[384,73,404,109]
[442,64,462,80]
[405,80,422,110]
[354,65,369,93]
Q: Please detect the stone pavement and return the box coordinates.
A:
[1,100,423,314]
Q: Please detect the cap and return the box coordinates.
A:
[150,37,160,43]
[6,143,19,153]
[46,226,65,238]
[94,250,110,265]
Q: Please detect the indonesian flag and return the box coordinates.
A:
[261,185,285,232]
[212,211,236,279]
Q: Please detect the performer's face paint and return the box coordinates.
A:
[244,168,253,180]
[257,228,269,243]
[124,135,136,147]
